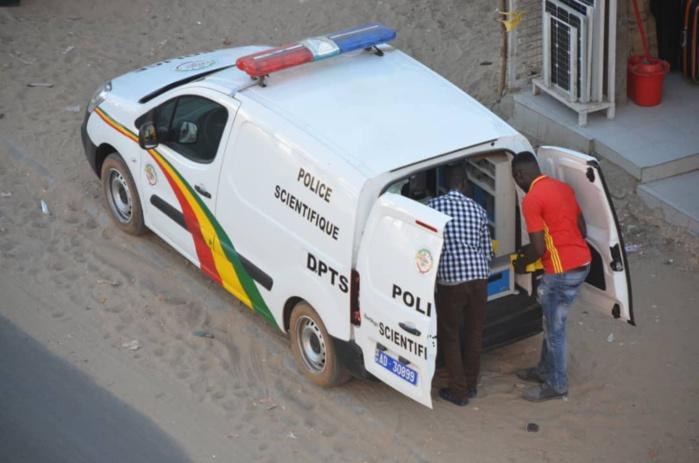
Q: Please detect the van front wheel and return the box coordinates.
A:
[290,302,350,387]
[100,153,145,236]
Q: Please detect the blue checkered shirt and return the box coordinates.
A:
[427,190,493,283]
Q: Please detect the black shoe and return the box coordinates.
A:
[466,387,478,399]
[522,384,567,402]
[516,367,545,384]
[439,388,469,406]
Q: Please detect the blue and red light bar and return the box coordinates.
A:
[236,22,396,78]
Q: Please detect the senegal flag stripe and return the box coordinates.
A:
[147,149,223,287]
[147,147,252,308]
[95,108,139,142]
[94,107,275,324]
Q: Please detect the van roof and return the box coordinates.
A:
[222,46,518,177]
[109,46,265,107]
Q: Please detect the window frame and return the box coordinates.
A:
[143,94,230,165]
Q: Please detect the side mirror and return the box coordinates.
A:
[177,121,198,144]
[138,122,159,150]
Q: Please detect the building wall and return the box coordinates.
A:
[627,0,658,57]
[507,0,543,91]
[616,0,630,104]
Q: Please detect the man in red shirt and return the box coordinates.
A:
[511,151,591,402]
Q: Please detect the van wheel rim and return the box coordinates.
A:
[108,168,132,223]
[297,315,326,373]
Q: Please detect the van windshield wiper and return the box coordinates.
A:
[138,65,236,104]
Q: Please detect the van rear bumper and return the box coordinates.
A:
[482,291,542,351]
[338,291,542,379]
[332,337,371,379]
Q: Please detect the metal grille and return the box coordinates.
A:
[558,0,595,14]
[533,0,614,126]
[548,12,573,91]
[545,1,578,96]
[542,0,601,103]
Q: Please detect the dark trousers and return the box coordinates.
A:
[436,279,487,400]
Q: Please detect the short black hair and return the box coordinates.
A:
[444,164,465,189]
[511,151,540,173]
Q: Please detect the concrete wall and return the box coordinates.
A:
[616,0,630,104]
[506,0,543,91]
[627,0,658,56]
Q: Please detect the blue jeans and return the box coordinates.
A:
[535,265,590,393]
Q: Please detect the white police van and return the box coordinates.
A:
[81,23,633,408]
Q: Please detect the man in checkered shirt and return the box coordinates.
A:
[427,164,492,406]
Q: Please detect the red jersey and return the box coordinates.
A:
[522,176,591,274]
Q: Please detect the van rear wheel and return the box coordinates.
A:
[289,301,350,387]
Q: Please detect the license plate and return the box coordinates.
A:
[375,351,418,385]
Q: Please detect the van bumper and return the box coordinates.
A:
[81,111,99,177]
[482,291,542,351]
[332,337,371,379]
[338,295,542,378]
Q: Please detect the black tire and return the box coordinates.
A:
[100,153,146,236]
[289,301,351,387]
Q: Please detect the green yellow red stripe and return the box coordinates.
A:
[147,148,253,308]
[95,107,139,142]
[148,149,223,287]
[94,107,275,324]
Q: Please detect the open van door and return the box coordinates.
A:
[355,193,449,408]
[536,146,634,325]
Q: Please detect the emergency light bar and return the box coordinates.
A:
[236,22,396,79]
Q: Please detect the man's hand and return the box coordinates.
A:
[514,233,545,274]
[514,253,528,274]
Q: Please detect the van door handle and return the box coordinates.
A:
[399,322,421,337]
[195,184,211,199]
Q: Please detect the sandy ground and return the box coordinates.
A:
[1,1,699,462]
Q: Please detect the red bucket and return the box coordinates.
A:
[627,55,670,106]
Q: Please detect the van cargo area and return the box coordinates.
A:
[386,150,543,350]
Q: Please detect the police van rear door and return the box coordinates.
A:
[355,192,449,408]
[536,146,634,325]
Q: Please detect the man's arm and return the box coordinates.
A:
[516,195,545,273]
[514,232,545,273]
[577,213,587,239]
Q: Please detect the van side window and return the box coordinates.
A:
[154,98,177,138]
[158,95,228,163]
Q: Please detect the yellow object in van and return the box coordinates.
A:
[510,253,544,273]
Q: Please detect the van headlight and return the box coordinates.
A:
[87,81,112,113]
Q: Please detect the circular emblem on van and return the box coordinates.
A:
[145,164,157,185]
[175,59,216,72]
[416,249,433,274]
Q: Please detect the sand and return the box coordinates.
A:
[1,1,698,462]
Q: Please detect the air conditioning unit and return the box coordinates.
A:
[534,0,617,126]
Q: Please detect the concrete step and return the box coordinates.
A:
[637,170,699,236]
[510,73,699,184]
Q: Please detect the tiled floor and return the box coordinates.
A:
[512,72,699,183]
[511,72,699,236]
[638,170,699,235]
